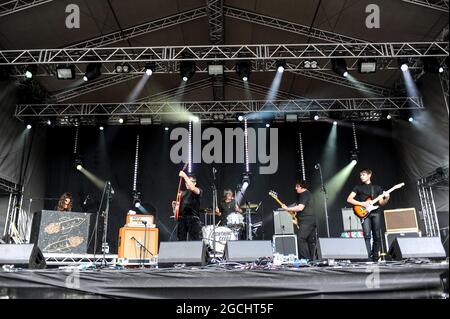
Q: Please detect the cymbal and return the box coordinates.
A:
[240,203,259,209]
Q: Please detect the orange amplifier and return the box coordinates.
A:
[126,214,155,227]
[118,227,159,259]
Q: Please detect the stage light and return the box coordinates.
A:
[115,63,130,73]
[358,59,377,73]
[56,65,75,79]
[145,62,155,76]
[46,119,52,126]
[191,116,200,123]
[401,64,408,71]
[235,61,252,82]
[350,150,358,164]
[164,127,169,131]
[333,121,338,126]
[208,63,224,76]
[265,123,270,128]
[122,64,130,73]
[99,126,104,131]
[180,60,196,82]
[242,173,251,185]
[387,114,392,120]
[314,115,320,121]
[439,67,444,73]
[238,115,244,122]
[76,164,83,170]
[422,57,443,74]
[303,60,318,69]
[140,117,152,125]
[118,118,124,124]
[84,63,101,81]
[285,114,298,122]
[276,61,286,73]
[408,117,414,122]
[26,124,32,130]
[115,64,123,73]
[331,58,348,77]
[24,65,36,79]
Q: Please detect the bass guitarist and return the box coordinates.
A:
[347,168,390,262]
[281,180,315,260]
[172,171,203,241]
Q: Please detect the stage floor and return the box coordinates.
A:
[0,261,448,299]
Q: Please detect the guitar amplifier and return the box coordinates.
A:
[118,227,159,259]
[30,210,96,254]
[273,210,294,234]
[125,214,155,227]
[273,235,298,258]
[384,208,419,233]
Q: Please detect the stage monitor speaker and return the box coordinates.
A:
[224,240,273,263]
[384,208,418,233]
[158,241,206,267]
[0,244,46,269]
[118,227,159,259]
[273,235,298,258]
[385,231,421,251]
[389,237,446,260]
[318,238,368,260]
[30,210,96,254]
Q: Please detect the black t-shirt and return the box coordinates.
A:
[180,188,202,217]
[295,190,315,225]
[218,199,237,224]
[352,183,383,212]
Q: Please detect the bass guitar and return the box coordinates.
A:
[173,163,188,221]
[269,190,299,229]
[353,182,405,220]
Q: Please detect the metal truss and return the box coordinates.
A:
[225,77,304,99]
[2,42,446,66]
[440,69,449,116]
[223,6,366,43]
[15,97,424,125]
[207,0,224,44]
[65,7,207,49]
[44,253,118,266]
[0,176,20,194]
[418,166,449,238]
[401,0,449,12]
[0,0,52,17]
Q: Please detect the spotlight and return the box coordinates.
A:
[237,115,244,122]
[235,61,252,82]
[99,126,104,131]
[115,63,130,73]
[333,121,338,126]
[46,119,52,126]
[303,60,318,69]
[242,173,251,185]
[84,63,101,81]
[164,127,169,131]
[191,116,200,123]
[422,57,443,74]
[331,58,348,77]
[314,115,320,121]
[132,191,141,208]
[118,118,124,124]
[26,124,32,130]
[56,65,75,79]
[358,59,377,73]
[276,61,286,73]
[24,65,37,79]
[180,60,196,82]
[122,64,130,73]
[285,114,298,122]
[75,156,83,170]
[115,64,123,73]
[76,164,83,170]
[265,123,270,128]
[145,62,155,76]
[387,114,392,120]
[401,64,408,72]
[350,150,358,164]
[408,117,414,122]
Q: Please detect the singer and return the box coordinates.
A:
[56,192,73,212]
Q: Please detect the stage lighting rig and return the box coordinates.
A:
[83,63,102,81]
[24,65,37,79]
[276,61,286,73]
[180,60,196,82]
[331,58,348,77]
[145,62,156,76]
[422,57,444,74]
[303,60,318,69]
[398,58,409,72]
[115,63,131,73]
[358,59,377,74]
[208,63,224,76]
[132,190,142,208]
[350,150,359,164]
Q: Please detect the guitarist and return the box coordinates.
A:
[172,171,203,241]
[281,180,315,260]
[347,168,390,262]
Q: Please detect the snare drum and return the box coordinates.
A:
[202,226,237,253]
[226,212,244,228]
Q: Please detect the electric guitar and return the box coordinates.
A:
[268,190,299,229]
[353,182,405,220]
[173,163,188,221]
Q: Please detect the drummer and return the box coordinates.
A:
[216,189,242,225]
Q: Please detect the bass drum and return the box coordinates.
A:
[202,226,237,253]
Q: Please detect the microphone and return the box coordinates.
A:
[314,163,321,169]
[83,195,90,205]
[142,220,147,225]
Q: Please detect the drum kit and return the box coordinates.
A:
[201,203,262,255]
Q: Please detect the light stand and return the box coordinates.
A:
[315,164,330,238]
[211,167,218,262]
[92,182,108,268]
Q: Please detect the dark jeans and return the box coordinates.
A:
[177,215,202,241]
[297,223,316,260]
[362,212,382,261]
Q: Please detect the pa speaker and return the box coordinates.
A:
[318,238,368,260]
[224,240,273,262]
[389,237,446,260]
[158,241,206,267]
[0,244,46,269]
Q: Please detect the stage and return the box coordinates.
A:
[0,261,447,299]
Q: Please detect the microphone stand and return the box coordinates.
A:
[211,168,218,262]
[237,188,252,241]
[316,165,330,238]
[101,181,113,267]
[93,182,108,268]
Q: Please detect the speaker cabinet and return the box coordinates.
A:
[30,210,96,254]
[158,241,206,267]
[118,227,159,259]
[273,235,298,258]
[224,240,273,262]
[385,231,421,251]
[389,237,446,260]
[384,208,419,233]
[0,244,46,269]
[317,238,368,260]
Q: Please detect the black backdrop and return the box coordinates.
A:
[44,121,405,253]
